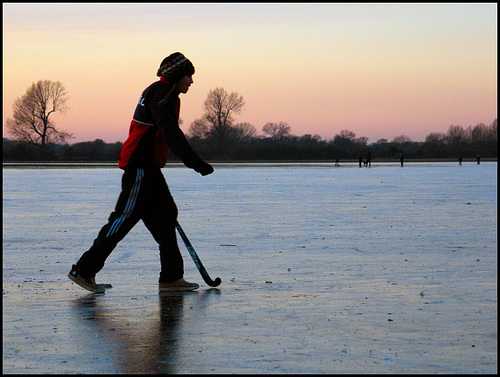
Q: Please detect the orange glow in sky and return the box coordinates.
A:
[3,3,497,143]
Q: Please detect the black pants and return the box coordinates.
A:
[76,168,183,283]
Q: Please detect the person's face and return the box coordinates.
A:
[176,75,194,94]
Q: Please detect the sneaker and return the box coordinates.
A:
[68,264,105,294]
[159,278,199,292]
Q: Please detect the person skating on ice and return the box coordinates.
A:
[68,52,213,293]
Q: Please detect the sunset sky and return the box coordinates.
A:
[3,3,497,144]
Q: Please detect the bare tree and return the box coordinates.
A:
[6,80,72,147]
[333,129,356,152]
[232,122,257,143]
[188,118,210,139]
[425,132,446,144]
[490,118,497,139]
[262,121,291,141]
[203,87,245,155]
[446,125,467,144]
[392,135,412,144]
[355,136,369,147]
[470,123,490,143]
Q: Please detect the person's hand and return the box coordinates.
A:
[195,160,214,176]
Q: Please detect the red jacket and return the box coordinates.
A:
[119,77,202,170]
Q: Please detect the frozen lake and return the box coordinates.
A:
[3,161,497,373]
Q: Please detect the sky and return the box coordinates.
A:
[3,3,497,144]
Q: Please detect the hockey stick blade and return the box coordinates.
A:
[176,222,222,287]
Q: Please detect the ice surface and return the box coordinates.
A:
[3,161,497,373]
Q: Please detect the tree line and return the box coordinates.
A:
[3,80,497,162]
[4,119,496,162]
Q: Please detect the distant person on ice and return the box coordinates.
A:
[68,52,213,293]
[366,151,372,167]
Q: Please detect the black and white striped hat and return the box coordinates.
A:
[157,52,195,82]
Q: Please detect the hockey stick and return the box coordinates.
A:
[175,221,222,287]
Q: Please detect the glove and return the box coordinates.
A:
[194,160,214,176]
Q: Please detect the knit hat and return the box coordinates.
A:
[157,52,195,82]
